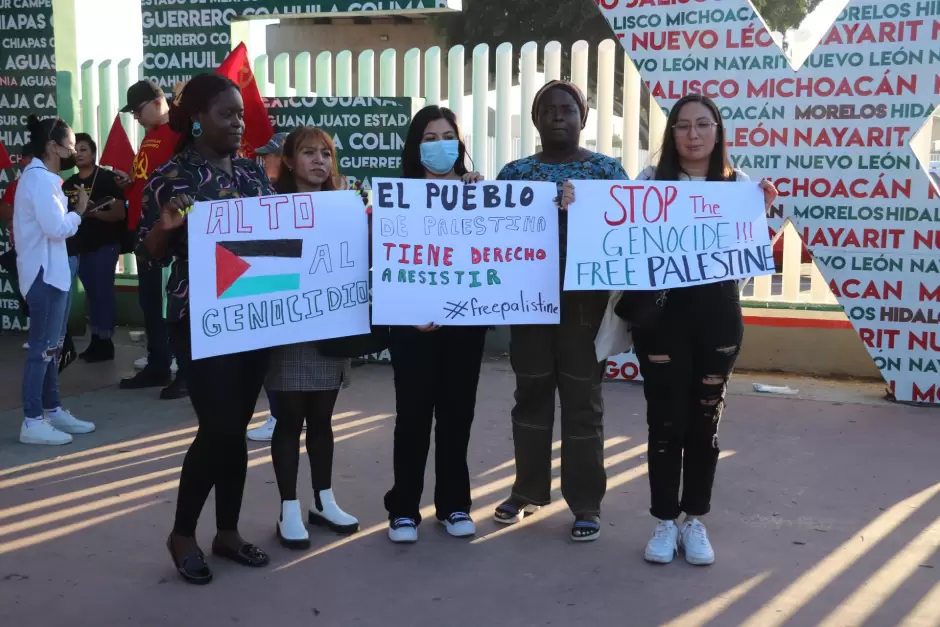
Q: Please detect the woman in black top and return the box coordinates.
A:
[62,133,126,362]
[635,94,777,566]
[138,74,275,585]
[383,106,485,544]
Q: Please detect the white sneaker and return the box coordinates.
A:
[644,520,679,564]
[440,512,476,538]
[22,342,29,350]
[246,416,277,442]
[20,419,73,445]
[309,488,359,533]
[134,357,178,373]
[47,408,95,434]
[388,518,418,543]
[680,519,715,566]
[276,500,310,549]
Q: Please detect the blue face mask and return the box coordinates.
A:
[420,140,460,175]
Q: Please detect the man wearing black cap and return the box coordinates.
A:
[116,80,187,399]
[255,132,288,185]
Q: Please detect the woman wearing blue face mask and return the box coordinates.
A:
[383,106,486,544]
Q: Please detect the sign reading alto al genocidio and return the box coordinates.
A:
[565,181,773,290]
[187,191,370,359]
[371,178,560,325]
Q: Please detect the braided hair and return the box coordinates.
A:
[167,73,240,154]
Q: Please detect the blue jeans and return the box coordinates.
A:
[137,261,171,372]
[23,269,69,418]
[78,245,119,339]
[63,256,79,342]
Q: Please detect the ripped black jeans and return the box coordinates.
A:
[632,281,744,521]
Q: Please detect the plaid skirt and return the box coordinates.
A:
[265,341,351,392]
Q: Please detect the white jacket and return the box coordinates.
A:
[13,160,81,295]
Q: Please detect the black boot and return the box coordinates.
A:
[160,376,189,400]
[84,337,115,363]
[79,334,100,360]
[58,334,78,374]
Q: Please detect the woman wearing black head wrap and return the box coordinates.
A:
[137,73,275,584]
[493,81,629,542]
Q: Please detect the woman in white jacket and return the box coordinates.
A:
[15,115,96,446]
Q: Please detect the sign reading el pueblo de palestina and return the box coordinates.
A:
[187,190,371,360]
[371,178,561,326]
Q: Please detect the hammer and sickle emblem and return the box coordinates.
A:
[237,62,253,89]
[133,152,149,181]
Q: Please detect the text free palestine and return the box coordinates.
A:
[577,245,775,288]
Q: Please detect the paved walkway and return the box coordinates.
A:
[0,332,938,627]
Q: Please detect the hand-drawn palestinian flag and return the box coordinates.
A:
[215,239,303,299]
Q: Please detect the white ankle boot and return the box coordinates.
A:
[277,500,310,549]
[308,489,359,534]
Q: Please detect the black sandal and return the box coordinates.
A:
[571,515,601,542]
[211,537,270,567]
[166,535,213,585]
[494,499,541,525]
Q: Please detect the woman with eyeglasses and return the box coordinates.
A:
[635,94,777,567]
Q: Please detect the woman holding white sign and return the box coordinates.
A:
[384,105,486,544]
[139,74,276,584]
[493,80,628,542]
[631,94,777,566]
[265,126,366,548]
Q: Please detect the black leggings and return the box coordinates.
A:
[270,390,340,502]
[170,322,268,536]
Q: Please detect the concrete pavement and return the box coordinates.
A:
[0,332,938,627]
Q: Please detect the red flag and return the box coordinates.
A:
[0,141,11,170]
[217,43,274,159]
[99,115,135,174]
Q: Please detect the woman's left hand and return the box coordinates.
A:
[760,179,778,212]
[557,180,575,212]
[461,172,484,184]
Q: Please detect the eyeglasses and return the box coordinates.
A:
[673,121,718,135]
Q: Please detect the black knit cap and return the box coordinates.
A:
[531,80,589,128]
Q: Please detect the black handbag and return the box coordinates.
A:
[614,289,669,329]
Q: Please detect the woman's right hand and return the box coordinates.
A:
[158,194,193,231]
[73,187,90,216]
[557,180,575,212]
[414,323,440,332]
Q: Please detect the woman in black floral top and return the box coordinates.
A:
[493,81,629,542]
[138,74,275,585]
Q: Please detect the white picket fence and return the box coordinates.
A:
[75,40,835,306]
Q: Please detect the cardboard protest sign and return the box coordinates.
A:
[371,178,560,326]
[187,191,370,359]
[565,180,773,291]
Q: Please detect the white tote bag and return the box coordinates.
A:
[594,291,633,362]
